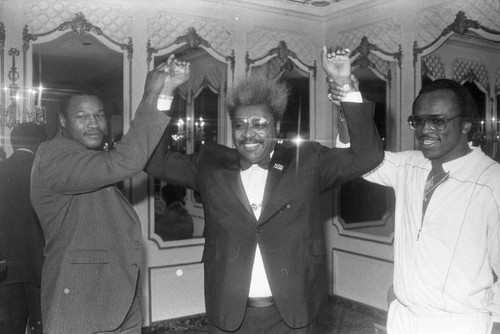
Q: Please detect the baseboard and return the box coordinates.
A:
[329,294,388,325]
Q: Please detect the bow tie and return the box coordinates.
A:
[240,156,271,171]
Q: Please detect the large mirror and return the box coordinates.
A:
[22,12,132,190]
[414,11,500,160]
[147,27,234,248]
[245,40,315,141]
[333,36,401,243]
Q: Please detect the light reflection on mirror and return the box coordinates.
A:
[33,32,123,147]
[153,46,227,242]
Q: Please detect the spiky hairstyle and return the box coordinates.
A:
[226,75,289,121]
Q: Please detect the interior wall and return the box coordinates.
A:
[0,0,498,325]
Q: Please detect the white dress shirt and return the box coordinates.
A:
[240,163,273,298]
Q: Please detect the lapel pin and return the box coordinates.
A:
[273,163,284,171]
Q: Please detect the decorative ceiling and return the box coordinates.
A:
[282,0,343,6]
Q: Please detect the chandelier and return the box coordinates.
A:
[0,48,46,128]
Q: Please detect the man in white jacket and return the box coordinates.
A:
[327,56,500,333]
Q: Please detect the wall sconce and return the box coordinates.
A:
[171,117,205,144]
[471,117,500,159]
[0,48,46,128]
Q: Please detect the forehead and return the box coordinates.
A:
[67,95,103,114]
[414,90,459,116]
[233,105,273,120]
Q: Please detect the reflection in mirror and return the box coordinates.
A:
[148,29,232,247]
[334,37,400,242]
[33,32,123,146]
[415,11,500,159]
[339,66,394,230]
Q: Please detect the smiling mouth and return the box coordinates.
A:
[86,132,103,138]
[420,137,438,146]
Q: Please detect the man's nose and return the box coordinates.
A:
[421,120,434,133]
[88,116,99,128]
[242,126,256,137]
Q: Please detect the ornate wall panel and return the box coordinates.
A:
[178,65,224,97]
[335,19,401,54]
[147,13,232,55]
[452,58,488,89]
[422,54,445,79]
[246,28,315,65]
[24,0,131,44]
[415,0,500,47]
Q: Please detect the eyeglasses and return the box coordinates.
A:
[231,118,273,131]
[407,114,461,131]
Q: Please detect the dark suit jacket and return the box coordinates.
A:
[30,102,169,334]
[0,150,44,286]
[146,101,383,331]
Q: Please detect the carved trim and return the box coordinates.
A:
[147,27,234,72]
[22,12,133,59]
[351,36,402,70]
[245,40,316,78]
[413,11,500,65]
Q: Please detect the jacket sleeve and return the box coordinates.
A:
[144,130,199,190]
[318,101,384,191]
[35,102,170,194]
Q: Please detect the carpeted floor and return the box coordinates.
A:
[142,296,387,334]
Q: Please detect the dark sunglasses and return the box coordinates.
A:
[407,114,461,131]
[231,118,273,131]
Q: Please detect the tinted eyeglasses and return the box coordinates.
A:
[407,114,461,131]
[231,118,273,131]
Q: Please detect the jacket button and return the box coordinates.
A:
[256,227,262,233]
[63,288,70,294]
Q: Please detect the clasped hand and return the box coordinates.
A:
[143,55,191,102]
[321,46,358,102]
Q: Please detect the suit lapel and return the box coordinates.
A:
[220,150,255,220]
[261,143,295,212]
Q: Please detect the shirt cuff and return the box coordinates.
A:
[342,91,363,103]
[157,95,173,111]
[335,134,351,148]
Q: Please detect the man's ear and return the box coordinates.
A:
[275,120,281,137]
[462,121,472,135]
[58,113,66,129]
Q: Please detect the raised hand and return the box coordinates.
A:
[321,46,351,83]
[161,55,190,96]
[142,55,190,104]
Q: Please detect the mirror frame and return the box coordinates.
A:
[22,12,133,197]
[333,36,402,244]
[146,27,235,249]
[245,40,317,138]
[413,10,500,96]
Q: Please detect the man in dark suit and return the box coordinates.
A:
[145,48,383,333]
[30,57,189,334]
[0,123,46,334]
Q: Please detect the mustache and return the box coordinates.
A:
[84,130,104,136]
[418,134,439,141]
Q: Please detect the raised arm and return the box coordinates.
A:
[318,45,383,188]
